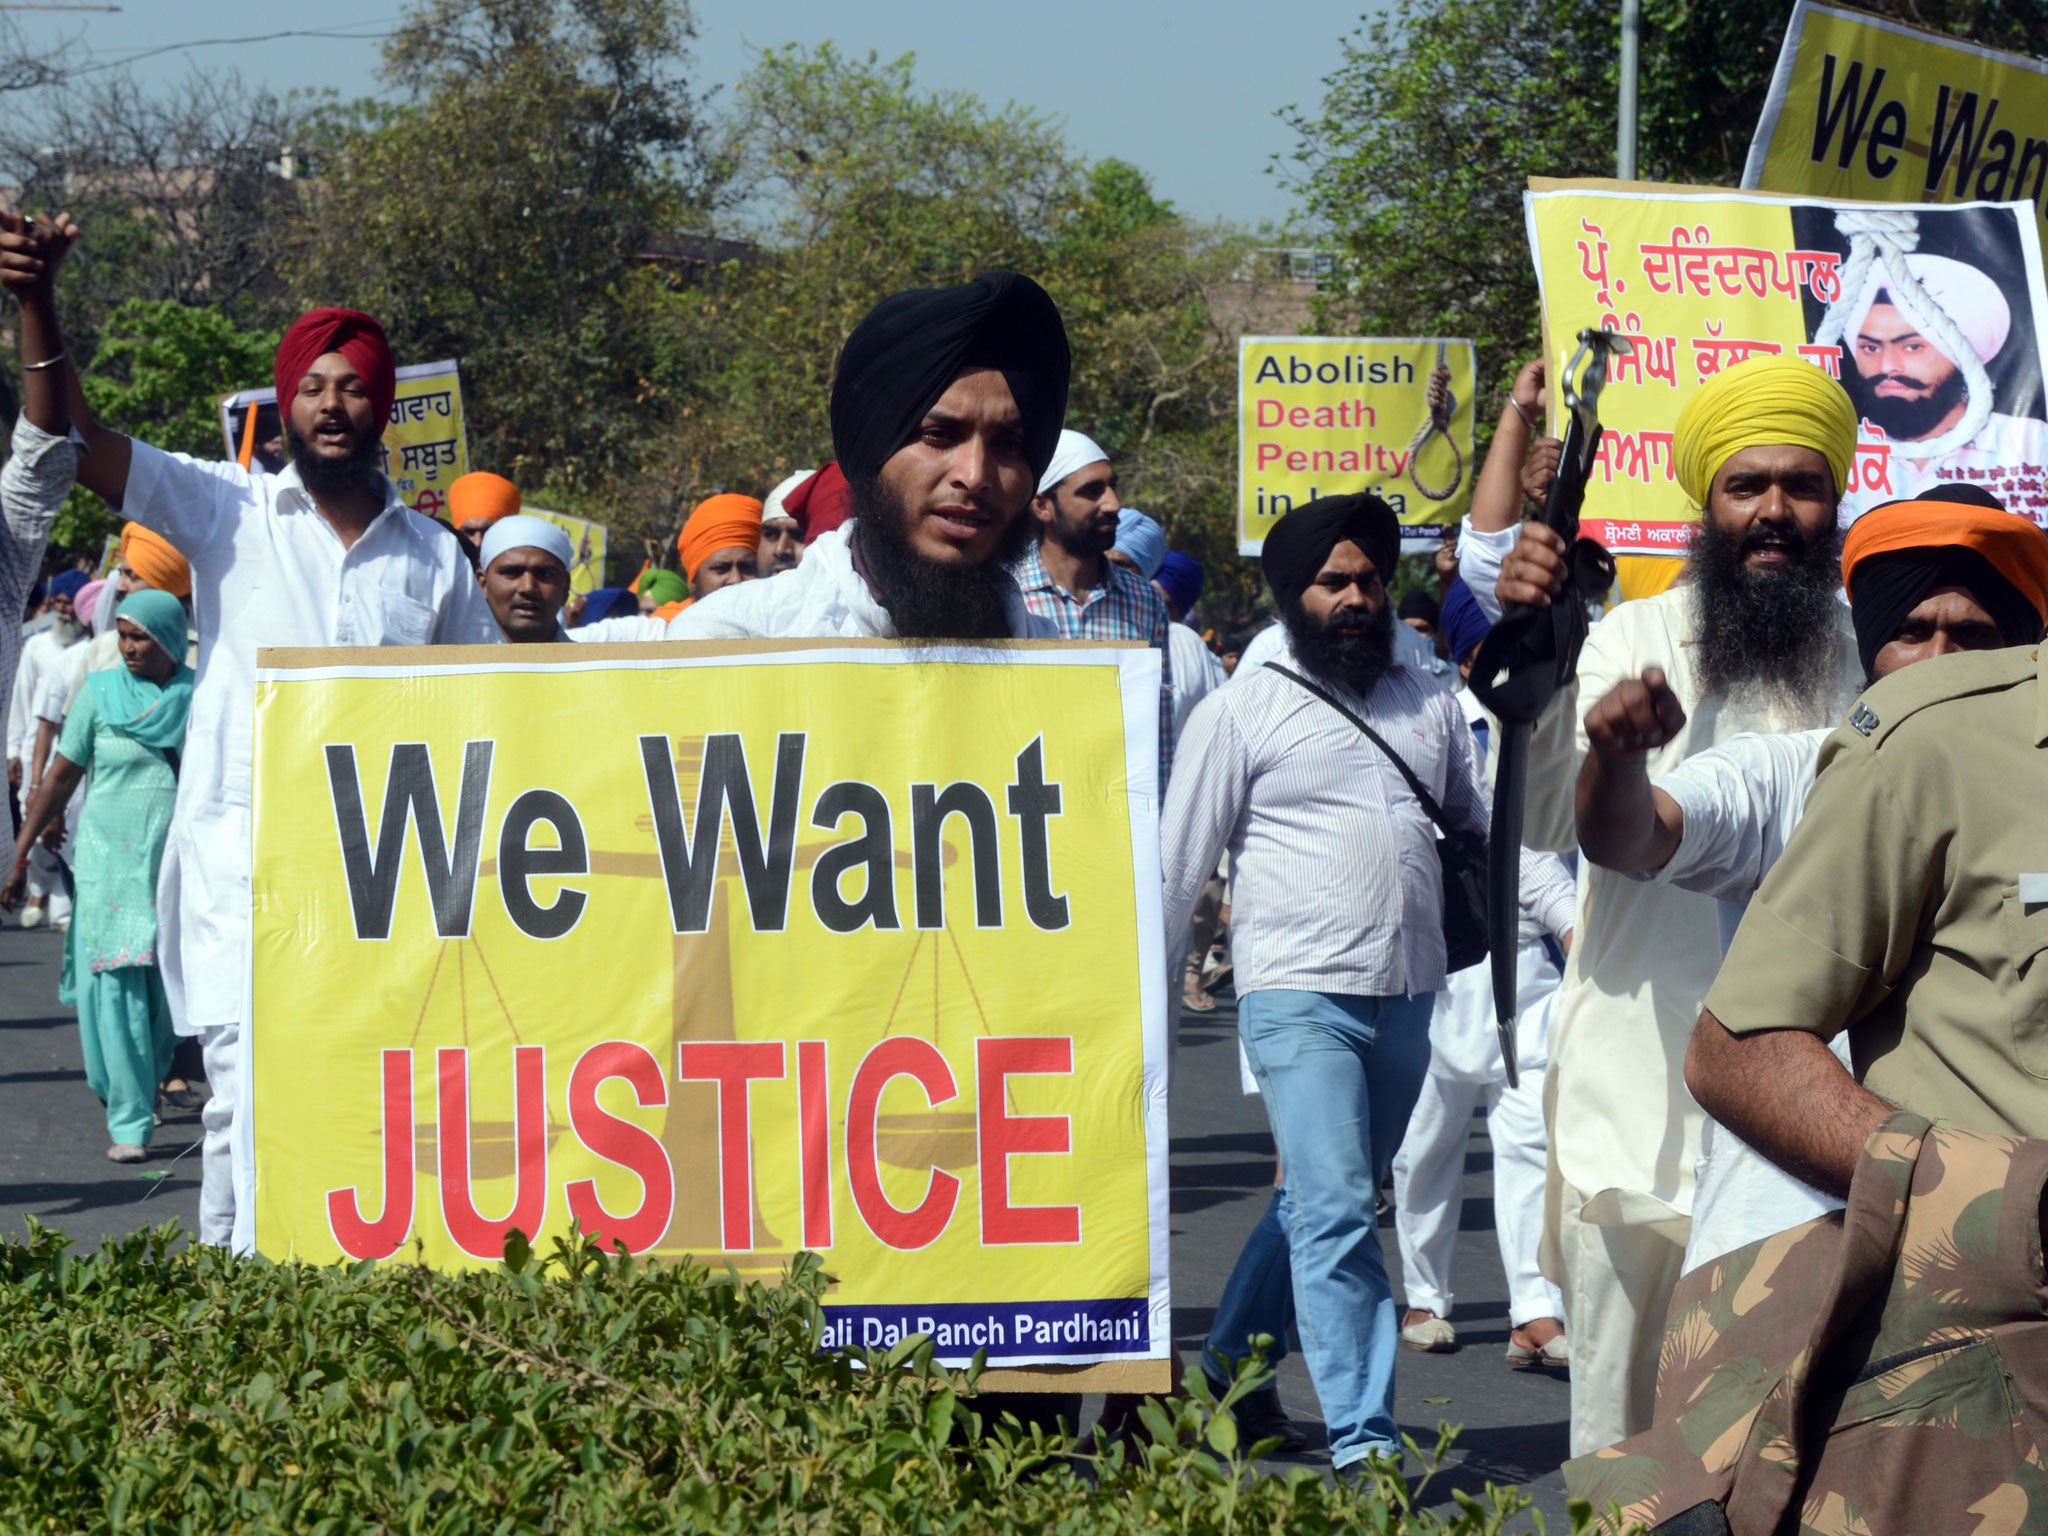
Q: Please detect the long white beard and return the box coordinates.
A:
[50,613,84,645]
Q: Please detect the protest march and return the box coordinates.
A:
[8,1,2048,1530]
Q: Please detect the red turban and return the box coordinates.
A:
[677,493,763,580]
[783,462,853,541]
[274,307,397,433]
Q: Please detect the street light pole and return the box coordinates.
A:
[1618,0,1641,179]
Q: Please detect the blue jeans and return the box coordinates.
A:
[1238,988,1435,1467]
[1204,1189,1295,1385]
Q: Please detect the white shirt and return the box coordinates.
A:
[1519,584,1862,1231]
[668,523,1058,642]
[0,415,68,748]
[567,612,666,642]
[1839,411,2048,525]
[1640,726,1848,1272]
[1235,614,1449,692]
[8,625,82,767]
[1166,622,1224,738]
[117,433,502,1030]
[1163,636,1485,999]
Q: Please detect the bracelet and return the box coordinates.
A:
[1507,397,1536,431]
[22,351,65,373]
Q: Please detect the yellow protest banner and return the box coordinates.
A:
[219,359,471,521]
[1745,2,2048,254]
[1526,178,2048,553]
[522,506,609,595]
[249,642,1171,1380]
[1238,337,1475,555]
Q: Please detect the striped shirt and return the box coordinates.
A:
[1015,544,1174,782]
[1,415,72,757]
[1163,637,1486,999]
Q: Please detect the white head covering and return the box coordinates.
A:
[480,514,575,573]
[762,469,812,527]
[1847,253,2012,368]
[1036,429,1112,495]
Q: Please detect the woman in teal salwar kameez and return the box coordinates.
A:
[3,589,192,1162]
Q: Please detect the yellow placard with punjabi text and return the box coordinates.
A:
[1525,178,2048,551]
[380,361,470,520]
[1237,338,1475,555]
[249,642,1170,1375]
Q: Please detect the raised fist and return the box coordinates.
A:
[1583,668,1688,760]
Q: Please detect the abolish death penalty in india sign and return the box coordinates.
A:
[1237,337,1476,555]
[247,640,1172,1388]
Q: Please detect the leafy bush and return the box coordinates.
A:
[0,1221,1585,1533]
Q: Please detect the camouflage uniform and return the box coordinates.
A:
[1564,1112,2048,1534]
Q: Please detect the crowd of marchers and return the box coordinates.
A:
[6,204,2047,1528]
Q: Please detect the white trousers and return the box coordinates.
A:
[1555,1175,1687,1457]
[24,840,71,923]
[198,1020,255,1252]
[1393,1067,1563,1325]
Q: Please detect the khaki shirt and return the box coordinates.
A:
[1708,643,2048,1138]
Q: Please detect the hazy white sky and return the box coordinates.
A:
[10,0,1392,224]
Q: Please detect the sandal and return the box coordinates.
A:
[107,1143,147,1165]
[1182,983,1217,1013]
[1505,1326,1569,1371]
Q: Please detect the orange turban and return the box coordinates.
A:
[121,522,190,598]
[448,471,521,527]
[1843,497,2048,619]
[677,493,763,580]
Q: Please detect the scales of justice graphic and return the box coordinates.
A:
[402,736,1005,1277]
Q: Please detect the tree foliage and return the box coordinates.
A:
[1291,0,2048,400]
[291,0,728,500]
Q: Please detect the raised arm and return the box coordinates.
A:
[0,211,130,505]
[1575,668,1688,873]
[1469,358,1546,534]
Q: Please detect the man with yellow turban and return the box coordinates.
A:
[1488,354,1867,1457]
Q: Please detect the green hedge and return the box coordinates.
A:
[0,1222,1586,1533]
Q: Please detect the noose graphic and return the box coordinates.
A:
[1407,341,1465,500]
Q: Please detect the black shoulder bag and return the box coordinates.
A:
[1264,662,1489,973]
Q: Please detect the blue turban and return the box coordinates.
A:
[1155,551,1204,620]
[1439,578,1492,667]
[580,586,634,625]
[46,568,87,604]
[1113,508,1166,580]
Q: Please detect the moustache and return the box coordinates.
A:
[1869,371,1935,391]
[1741,522,1807,559]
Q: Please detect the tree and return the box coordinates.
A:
[1290,0,2048,401]
[47,298,280,548]
[292,0,727,501]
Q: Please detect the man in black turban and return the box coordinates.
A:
[671,271,1072,643]
[1264,493,1404,696]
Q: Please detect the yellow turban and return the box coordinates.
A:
[121,522,191,598]
[1671,354,1858,508]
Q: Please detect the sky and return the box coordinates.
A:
[7,0,1391,225]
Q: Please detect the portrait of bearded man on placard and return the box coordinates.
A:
[1795,202,2048,528]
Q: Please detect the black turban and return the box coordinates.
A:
[829,271,1071,485]
[1260,494,1401,611]
[1397,587,1440,626]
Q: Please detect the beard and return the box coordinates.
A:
[1850,364,1969,442]
[1045,505,1116,560]
[287,421,385,499]
[1280,594,1398,695]
[848,476,1037,640]
[49,610,84,644]
[1689,512,1843,722]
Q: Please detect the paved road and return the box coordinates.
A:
[0,921,1570,1525]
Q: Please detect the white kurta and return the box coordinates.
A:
[1165,621,1225,738]
[1641,727,1850,1273]
[668,522,1057,642]
[1838,411,2048,525]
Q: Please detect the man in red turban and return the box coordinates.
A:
[7,227,501,1256]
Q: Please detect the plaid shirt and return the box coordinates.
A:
[1,416,70,757]
[1014,543,1174,785]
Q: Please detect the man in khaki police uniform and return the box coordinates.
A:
[1688,521,2048,1182]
